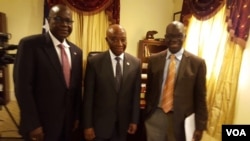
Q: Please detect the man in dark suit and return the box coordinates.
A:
[82,24,141,141]
[144,21,208,141]
[13,4,83,141]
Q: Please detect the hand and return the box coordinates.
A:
[29,126,44,141]
[192,130,203,141]
[127,123,137,134]
[84,128,95,141]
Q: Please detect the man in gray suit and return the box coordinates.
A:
[83,24,141,141]
[13,4,83,141]
[144,21,208,141]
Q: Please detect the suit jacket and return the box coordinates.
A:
[13,33,83,140]
[145,50,208,141]
[83,51,141,138]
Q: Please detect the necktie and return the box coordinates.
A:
[161,54,176,113]
[115,57,122,91]
[58,44,71,88]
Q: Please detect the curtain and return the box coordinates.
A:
[226,0,250,47]
[184,5,243,140]
[68,10,110,62]
[46,0,120,24]
[65,0,113,13]
[181,0,250,140]
[181,0,224,24]
[64,0,120,24]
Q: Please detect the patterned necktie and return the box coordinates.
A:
[115,57,122,91]
[161,54,176,113]
[58,44,71,88]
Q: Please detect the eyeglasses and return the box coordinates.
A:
[49,17,74,25]
[165,34,184,39]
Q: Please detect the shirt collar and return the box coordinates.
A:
[109,49,124,61]
[167,48,184,61]
[48,30,70,48]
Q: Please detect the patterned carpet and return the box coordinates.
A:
[0,101,23,140]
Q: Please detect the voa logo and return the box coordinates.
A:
[226,129,246,136]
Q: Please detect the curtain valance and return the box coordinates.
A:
[65,0,113,14]
[181,0,224,22]
[46,0,120,24]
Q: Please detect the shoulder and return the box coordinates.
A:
[87,51,107,63]
[183,50,206,68]
[148,49,167,61]
[17,34,47,51]
[124,53,140,63]
[67,41,82,53]
[183,50,205,62]
[19,34,45,44]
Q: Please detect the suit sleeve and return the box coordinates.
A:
[144,57,154,118]
[13,38,41,134]
[194,59,208,130]
[82,58,95,129]
[73,47,83,121]
[131,59,142,123]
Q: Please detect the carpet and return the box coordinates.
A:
[0,101,23,140]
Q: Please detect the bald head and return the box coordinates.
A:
[166,21,185,36]
[48,4,71,18]
[165,21,186,54]
[106,24,126,37]
[106,24,127,56]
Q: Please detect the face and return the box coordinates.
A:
[48,5,73,42]
[165,21,185,54]
[106,24,127,56]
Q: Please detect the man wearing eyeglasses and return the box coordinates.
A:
[13,4,83,141]
[144,21,208,141]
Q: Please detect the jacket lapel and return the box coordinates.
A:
[121,53,130,90]
[69,45,79,86]
[176,51,189,83]
[103,51,117,91]
[158,51,168,86]
[43,33,65,86]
